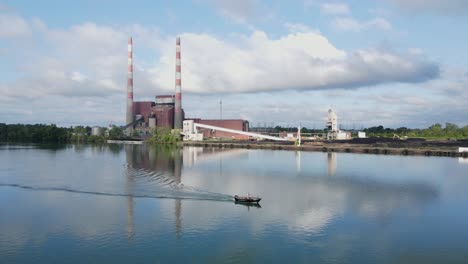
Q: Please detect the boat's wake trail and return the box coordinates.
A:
[0,182,234,202]
[0,166,234,202]
[126,166,234,202]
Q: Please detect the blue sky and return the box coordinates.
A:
[0,0,467,128]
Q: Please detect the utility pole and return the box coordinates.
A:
[220,99,222,120]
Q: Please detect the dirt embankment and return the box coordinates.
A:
[183,138,468,158]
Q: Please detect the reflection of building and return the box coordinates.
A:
[183,147,249,168]
[327,152,337,177]
[296,151,301,175]
[125,145,184,239]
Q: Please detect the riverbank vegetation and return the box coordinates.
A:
[147,127,181,145]
[0,123,111,143]
[364,123,468,139]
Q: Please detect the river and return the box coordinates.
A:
[1,144,467,263]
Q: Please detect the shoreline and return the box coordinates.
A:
[183,140,468,158]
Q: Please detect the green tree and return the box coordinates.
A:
[148,127,181,145]
[108,126,124,139]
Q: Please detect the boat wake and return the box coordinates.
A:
[125,166,234,201]
[0,182,234,202]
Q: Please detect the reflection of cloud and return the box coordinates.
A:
[0,144,444,256]
[294,208,335,232]
[183,149,438,233]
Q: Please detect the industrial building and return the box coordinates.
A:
[126,36,248,139]
[125,37,185,133]
[132,95,185,130]
[186,119,250,140]
[326,109,351,140]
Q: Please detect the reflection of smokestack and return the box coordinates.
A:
[125,145,134,239]
[126,37,134,127]
[175,199,182,239]
[174,37,182,129]
[173,148,183,238]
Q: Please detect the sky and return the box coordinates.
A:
[0,0,467,128]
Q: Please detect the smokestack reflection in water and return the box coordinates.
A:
[125,145,184,239]
[125,145,135,240]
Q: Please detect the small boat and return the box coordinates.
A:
[234,195,261,203]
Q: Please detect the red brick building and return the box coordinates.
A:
[133,101,155,126]
[189,119,250,140]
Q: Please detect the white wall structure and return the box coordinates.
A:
[91,126,102,136]
[327,109,338,132]
[149,117,156,128]
[358,132,366,138]
[336,131,351,140]
[459,147,468,153]
[327,109,339,140]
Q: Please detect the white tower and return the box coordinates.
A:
[327,109,338,140]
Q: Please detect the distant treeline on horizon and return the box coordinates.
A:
[0,122,467,143]
[0,123,113,143]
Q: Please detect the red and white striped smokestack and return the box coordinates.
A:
[174,36,183,129]
[126,37,134,127]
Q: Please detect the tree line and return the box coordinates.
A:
[363,123,468,139]
[261,123,468,139]
[0,123,127,143]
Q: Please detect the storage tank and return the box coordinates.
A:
[149,117,156,128]
[91,126,102,136]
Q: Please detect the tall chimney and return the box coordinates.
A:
[174,36,183,129]
[126,37,134,128]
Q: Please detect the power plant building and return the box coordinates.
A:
[125,36,249,140]
[154,95,176,128]
[126,36,184,131]
[133,101,155,125]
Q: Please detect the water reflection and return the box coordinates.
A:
[124,145,186,239]
[234,201,262,209]
[122,146,438,235]
[125,146,134,239]
[2,144,458,263]
[327,152,337,177]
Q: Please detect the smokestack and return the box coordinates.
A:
[174,36,183,129]
[126,37,134,128]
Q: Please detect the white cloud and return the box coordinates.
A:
[71,71,87,82]
[284,22,318,33]
[0,16,436,99]
[332,17,392,32]
[320,3,350,15]
[201,0,260,24]
[159,31,436,94]
[0,12,448,127]
[391,0,468,15]
[0,13,31,38]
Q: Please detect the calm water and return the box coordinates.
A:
[1,144,468,263]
